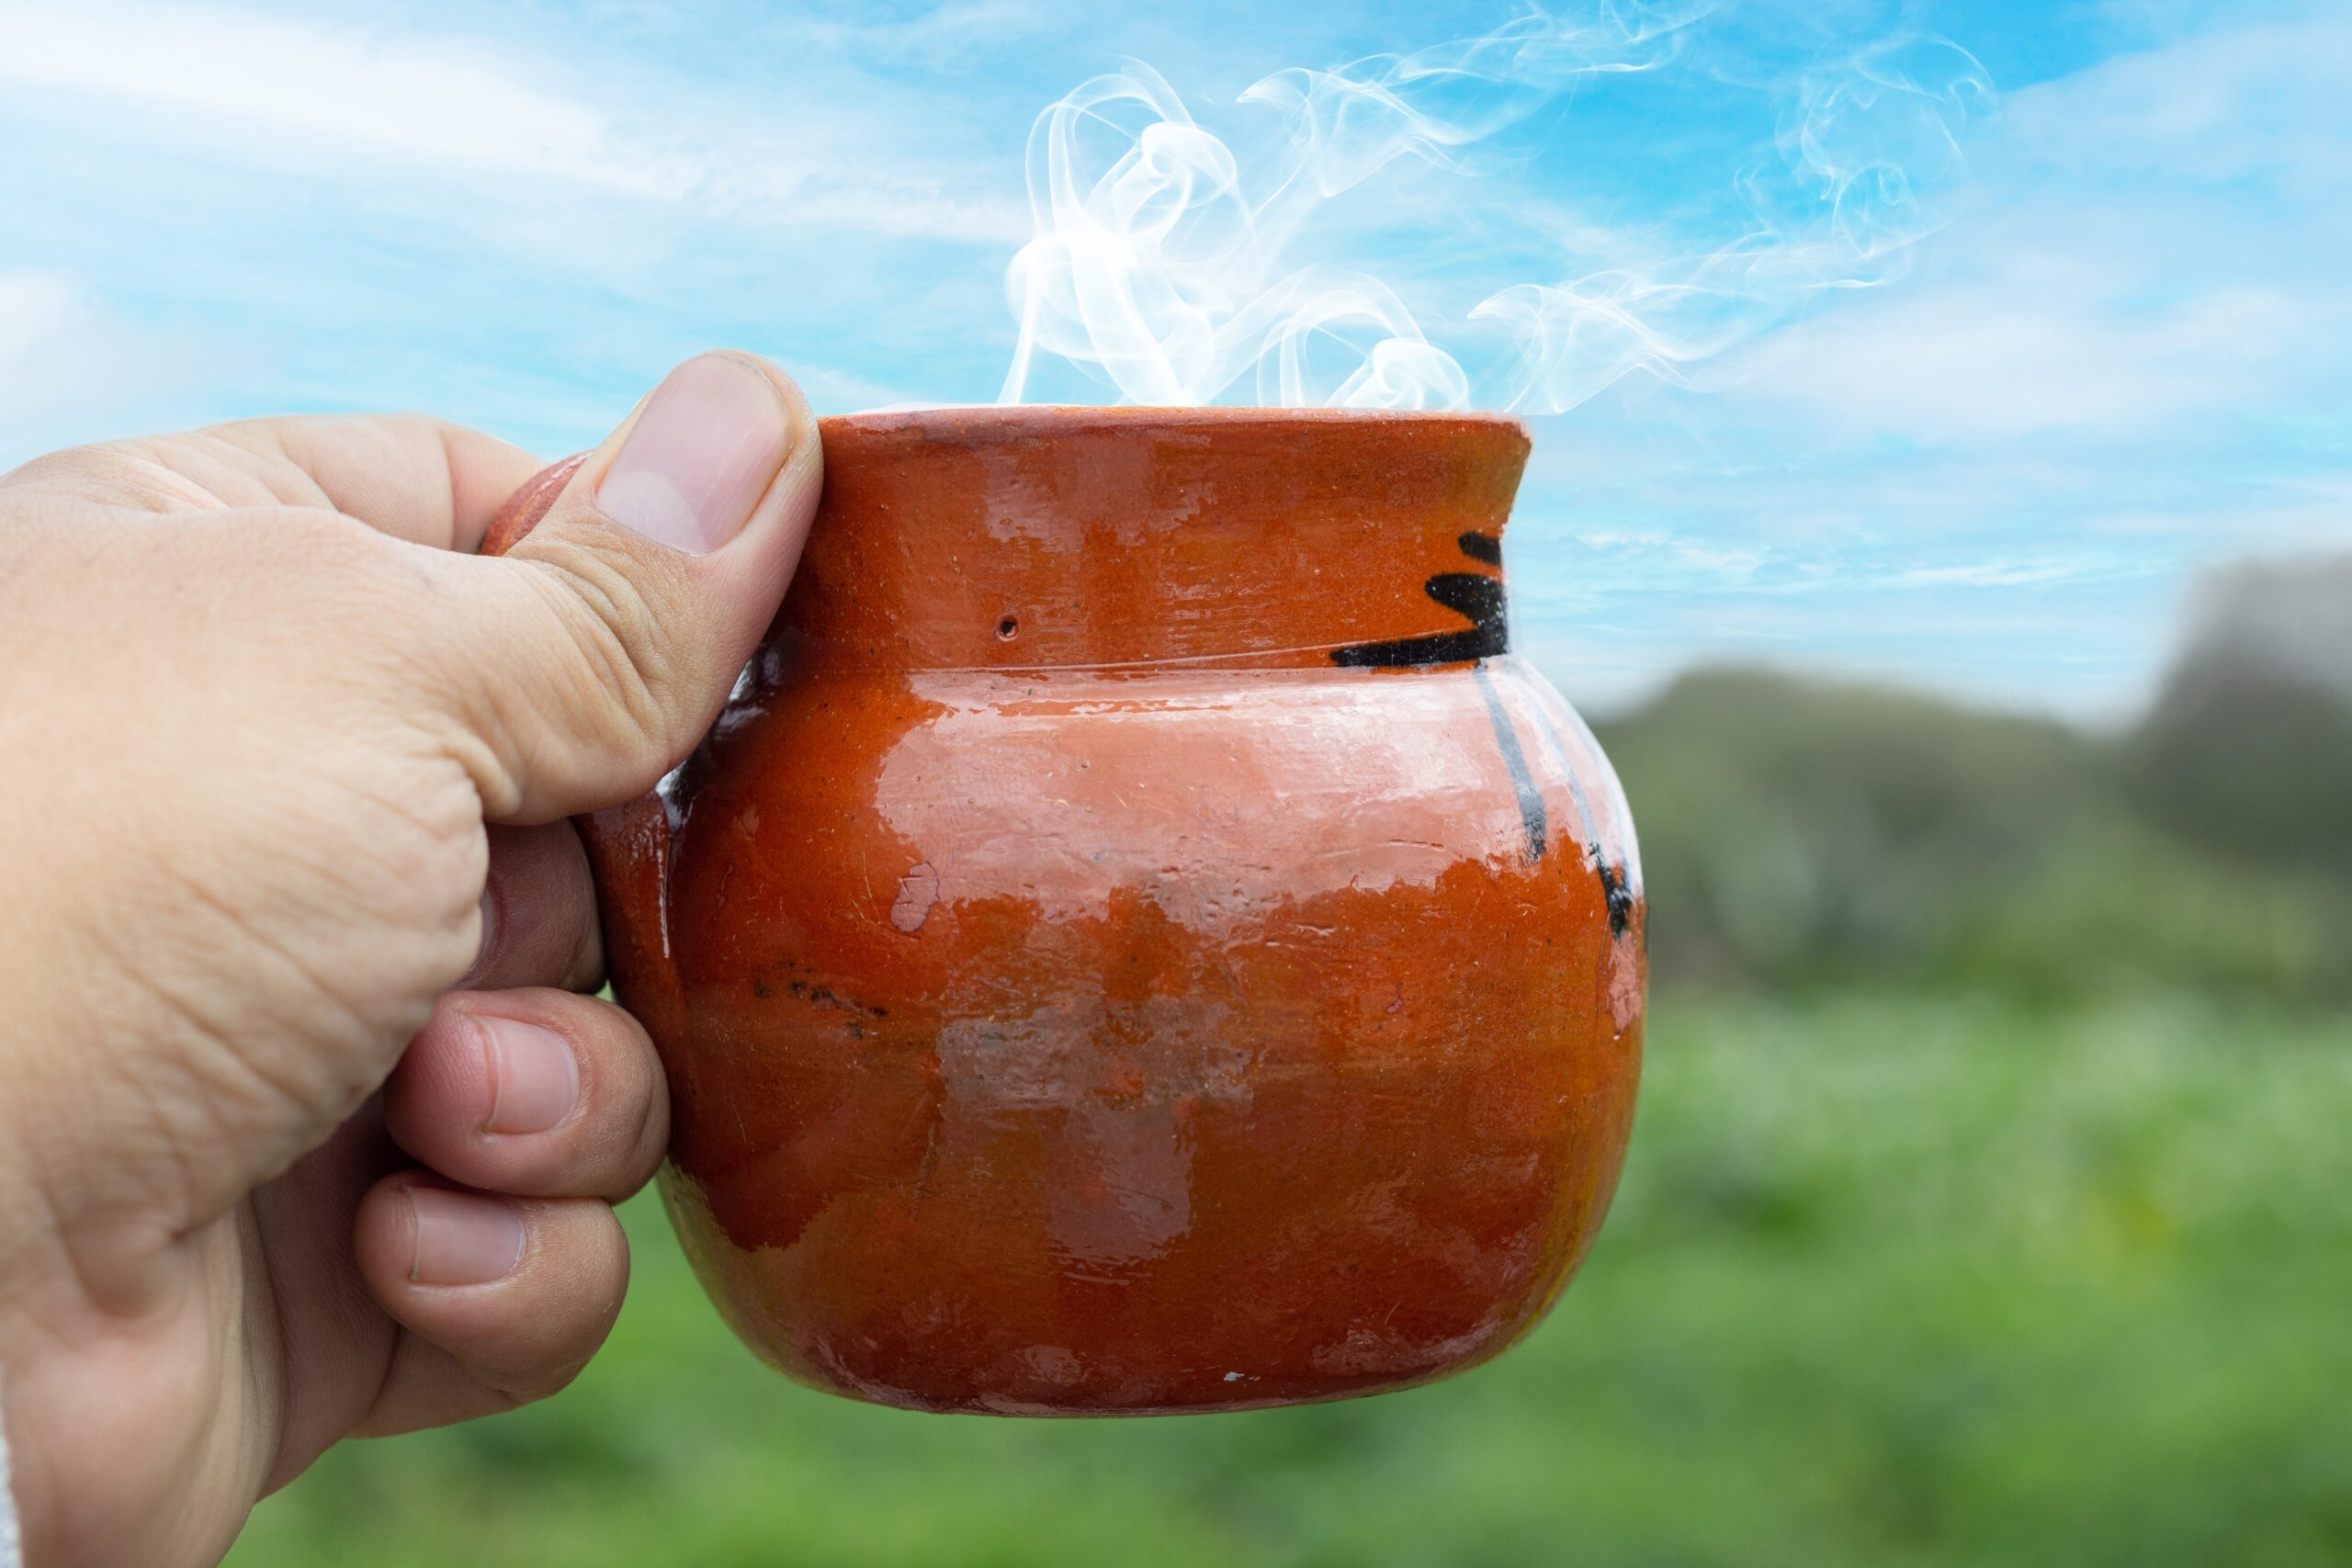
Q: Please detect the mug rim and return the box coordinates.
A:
[827,403,1529,440]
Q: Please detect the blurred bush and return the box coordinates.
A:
[224,556,2352,1568]
[1595,562,2352,1005]
[232,995,2352,1568]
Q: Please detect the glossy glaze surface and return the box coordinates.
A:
[492,407,1645,1414]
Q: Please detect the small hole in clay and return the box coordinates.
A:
[997,615,1019,640]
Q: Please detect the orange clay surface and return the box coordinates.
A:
[489,407,1645,1415]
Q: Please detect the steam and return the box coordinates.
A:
[995,61,1471,409]
[997,6,1994,412]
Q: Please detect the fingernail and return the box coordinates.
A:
[406,1188,526,1286]
[597,353,791,554]
[478,1015,580,1135]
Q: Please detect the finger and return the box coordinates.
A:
[384,988,667,1200]
[417,350,824,821]
[352,1176,628,1428]
[0,413,545,549]
[465,822,602,993]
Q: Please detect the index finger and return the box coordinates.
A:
[0,413,547,551]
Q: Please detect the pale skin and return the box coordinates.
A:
[0,352,823,1568]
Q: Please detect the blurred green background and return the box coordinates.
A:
[229,567,2352,1567]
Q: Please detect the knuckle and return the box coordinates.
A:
[566,908,608,993]
[500,1337,605,1404]
[504,1204,628,1393]
[622,1027,671,1189]
[2,436,223,512]
[577,1002,667,1196]
[522,533,695,758]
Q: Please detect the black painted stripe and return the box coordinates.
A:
[1457,530,1503,565]
[1524,694,1604,853]
[1331,531,1510,668]
[1520,681,1636,937]
[1473,661,1546,864]
[1330,573,1508,668]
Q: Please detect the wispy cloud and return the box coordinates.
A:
[0,269,205,454]
[1571,530,1770,577]
[0,270,83,366]
[1754,268,2324,442]
[1896,558,2118,589]
[0,3,664,191]
[1738,10,2352,447]
[1491,0,2352,715]
[2006,10,2352,189]
[768,0,1053,56]
[0,0,2344,720]
[0,0,1029,243]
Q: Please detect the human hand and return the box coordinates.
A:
[0,353,821,1567]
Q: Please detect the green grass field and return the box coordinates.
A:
[229,991,2352,1567]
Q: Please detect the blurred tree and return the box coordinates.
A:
[1594,667,2108,988]
[2130,555,2352,882]
[1592,556,2352,1005]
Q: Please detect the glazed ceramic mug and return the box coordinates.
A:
[486,406,1645,1415]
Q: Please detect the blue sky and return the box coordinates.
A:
[2,0,2346,719]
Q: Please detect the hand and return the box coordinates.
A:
[0,353,822,1567]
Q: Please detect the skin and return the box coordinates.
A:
[0,352,822,1568]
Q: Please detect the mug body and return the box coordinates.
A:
[593,407,1645,1414]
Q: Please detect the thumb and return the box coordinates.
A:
[435,351,822,821]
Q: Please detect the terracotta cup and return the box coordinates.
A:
[487,406,1645,1415]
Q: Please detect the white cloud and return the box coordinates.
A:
[2004,13,2352,190]
[0,270,85,366]
[1756,269,2323,442]
[1570,529,1770,577]
[775,0,1050,54]
[1725,7,2352,448]
[0,3,671,192]
[0,0,1030,244]
[1896,558,2112,589]
[0,270,210,463]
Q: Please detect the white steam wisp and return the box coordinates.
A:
[998,6,1994,412]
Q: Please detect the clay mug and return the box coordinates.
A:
[485,406,1645,1415]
